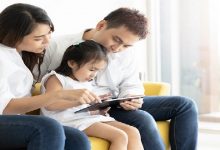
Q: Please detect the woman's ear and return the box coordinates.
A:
[67,60,76,69]
[96,20,107,31]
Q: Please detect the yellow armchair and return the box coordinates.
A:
[31,82,170,150]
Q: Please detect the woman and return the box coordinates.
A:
[0,3,98,150]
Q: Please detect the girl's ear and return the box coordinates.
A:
[67,60,76,69]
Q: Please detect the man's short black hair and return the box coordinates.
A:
[104,7,148,39]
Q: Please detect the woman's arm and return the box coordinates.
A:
[3,92,62,115]
[3,89,99,115]
[3,76,100,114]
[43,75,99,111]
[43,75,79,111]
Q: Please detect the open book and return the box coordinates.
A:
[74,96,144,113]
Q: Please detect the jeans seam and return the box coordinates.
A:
[173,117,177,150]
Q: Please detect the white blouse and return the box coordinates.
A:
[40,71,115,131]
[0,44,33,114]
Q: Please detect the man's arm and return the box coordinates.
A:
[117,50,144,110]
[118,49,144,97]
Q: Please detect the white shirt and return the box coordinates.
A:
[41,71,114,131]
[35,31,144,98]
[0,44,33,114]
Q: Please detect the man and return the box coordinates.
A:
[36,8,198,150]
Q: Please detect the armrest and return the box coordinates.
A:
[143,82,171,96]
[27,83,41,115]
[32,83,41,96]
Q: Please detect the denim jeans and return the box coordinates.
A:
[63,125,90,150]
[0,115,90,150]
[109,96,198,150]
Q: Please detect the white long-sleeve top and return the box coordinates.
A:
[34,31,144,98]
[0,44,33,114]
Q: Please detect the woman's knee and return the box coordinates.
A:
[32,116,65,137]
[25,116,66,150]
[64,126,90,150]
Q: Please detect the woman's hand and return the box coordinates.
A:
[120,96,144,111]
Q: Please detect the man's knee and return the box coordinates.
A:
[132,111,158,130]
[174,96,198,117]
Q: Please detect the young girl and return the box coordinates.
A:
[41,40,143,150]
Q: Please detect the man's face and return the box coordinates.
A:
[93,21,140,53]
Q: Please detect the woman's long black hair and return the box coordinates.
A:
[0,3,54,80]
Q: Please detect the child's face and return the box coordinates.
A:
[73,60,107,82]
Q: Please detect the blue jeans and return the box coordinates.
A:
[0,115,90,150]
[109,96,198,150]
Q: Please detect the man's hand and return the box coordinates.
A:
[89,107,111,116]
[120,96,143,110]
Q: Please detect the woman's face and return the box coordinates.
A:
[16,23,52,53]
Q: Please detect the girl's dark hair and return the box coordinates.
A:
[55,40,108,76]
[104,7,148,40]
[0,3,54,80]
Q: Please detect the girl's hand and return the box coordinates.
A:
[58,89,101,105]
[120,96,143,111]
[98,93,112,101]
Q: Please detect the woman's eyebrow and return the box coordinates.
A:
[34,31,51,38]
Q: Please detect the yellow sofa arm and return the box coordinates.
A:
[143,81,171,96]
[32,83,41,96]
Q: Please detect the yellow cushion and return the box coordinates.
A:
[89,137,110,150]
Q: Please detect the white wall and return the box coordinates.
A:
[0,0,148,77]
[1,0,147,35]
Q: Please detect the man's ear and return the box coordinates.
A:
[96,20,107,31]
[67,60,76,69]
